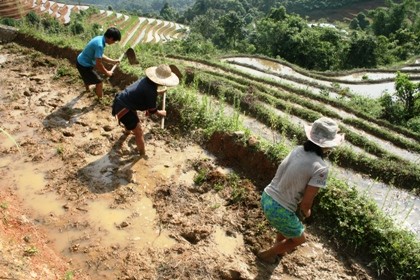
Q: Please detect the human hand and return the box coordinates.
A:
[157,110,166,117]
[299,205,311,218]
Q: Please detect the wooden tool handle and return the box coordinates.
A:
[111,52,125,72]
[161,92,166,129]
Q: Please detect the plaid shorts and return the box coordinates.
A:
[261,191,304,238]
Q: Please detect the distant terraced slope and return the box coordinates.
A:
[29,0,188,46]
[0,0,33,19]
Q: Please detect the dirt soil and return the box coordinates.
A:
[0,43,375,280]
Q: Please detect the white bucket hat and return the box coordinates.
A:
[145,64,180,87]
[304,117,345,148]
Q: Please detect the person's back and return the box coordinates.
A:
[258,117,344,263]
[115,78,157,111]
[77,35,104,67]
[265,146,328,212]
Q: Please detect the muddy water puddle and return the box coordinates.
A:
[0,134,222,271]
[0,151,65,218]
[213,226,244,256]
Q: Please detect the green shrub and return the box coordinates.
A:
[314,178,420,279]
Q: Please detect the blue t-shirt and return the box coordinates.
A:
[114,77,158,112]
[77,36,106,67]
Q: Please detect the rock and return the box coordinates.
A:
[103,125,113,132]
[63,131,75,137]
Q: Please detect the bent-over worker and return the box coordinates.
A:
[111,64,179,156]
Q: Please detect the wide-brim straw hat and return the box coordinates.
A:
[145,64,179,87]
[304,117,345,148]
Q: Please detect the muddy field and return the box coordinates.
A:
[0,43,375,279]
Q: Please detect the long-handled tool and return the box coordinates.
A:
[110,47,139,72]
[160,64,183,129]
[160,89,167,129]
[111,52,125,72]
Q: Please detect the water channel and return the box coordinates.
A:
[222,57,420,99]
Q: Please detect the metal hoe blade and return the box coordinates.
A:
[126,48,139,65]
[169,64,182,79]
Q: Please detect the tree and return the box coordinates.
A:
[25,11,40,26]
[160,3,178,21]
[349,18,359,30]
[379,72,420,128]
[371,2,407,36]
[190,10,223,44]
[268,6,287,21]
[356,12,369,30]
[379,93,405,125]
[394,71,420,120]
[343,32,378,69]
[219,11,245,48]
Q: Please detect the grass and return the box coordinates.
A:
[314,178,420,280]
[63,271,74,280]
[167,74,420,279]
[5,20,419,280]
[23,246,38,256]
[0,127,21,153]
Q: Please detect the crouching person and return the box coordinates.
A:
[111,64,179,156]
[258,117,345,263]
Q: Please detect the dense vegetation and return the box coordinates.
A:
[58,0,195,15]
[1,2,419,279]
[2,0,419,132]
[33,1,420,72]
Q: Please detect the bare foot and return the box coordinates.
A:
[257,251,280,264]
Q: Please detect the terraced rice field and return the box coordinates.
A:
[30,0,188,47]
[0,23,418,278]
[0,0,33,19]
[165,54,420,238]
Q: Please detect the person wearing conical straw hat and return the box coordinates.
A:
[111,64,179,156]
[258,117,345,263]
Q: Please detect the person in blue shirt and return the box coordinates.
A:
[112,64,180,156]
[76,27,121,98]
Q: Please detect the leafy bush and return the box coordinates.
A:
[407,117,420,133]
[0,17,19,27]
[314,178,420,279]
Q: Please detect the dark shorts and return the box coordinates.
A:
[119,110,139,130]
[112,96,139,130]
[76,60,103,85]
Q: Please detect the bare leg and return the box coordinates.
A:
[95,82,103,98]
[85,84,90,92]
[258,233,306,263]
[275,232,286,243]
[132,123,145,155]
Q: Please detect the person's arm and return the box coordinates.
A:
[95,58,113,77]
[146,108,166,117]
[102,54,120,64]
[299,185,320,218]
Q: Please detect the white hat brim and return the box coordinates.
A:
[305,125,344,148]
